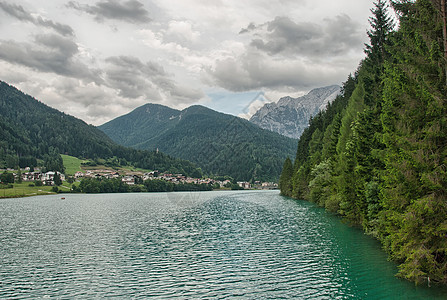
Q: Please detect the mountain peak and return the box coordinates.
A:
[250,85,341,139]
[98,102,297,181]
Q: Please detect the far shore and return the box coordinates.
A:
[0,184,278,199]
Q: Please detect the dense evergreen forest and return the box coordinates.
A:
[280,0,447,284]
[0,81,202,176]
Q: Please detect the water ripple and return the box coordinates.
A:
[0,191,446,299]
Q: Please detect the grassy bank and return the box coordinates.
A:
[0,183,72,199]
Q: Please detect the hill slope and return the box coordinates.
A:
[99,104,298,181]
[0,81,201,176]
[249,85,340,139]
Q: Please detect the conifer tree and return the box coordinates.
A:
[279,157,293,196]
[440,0,447,84]
[381,0,447,283]
[54,172,62,186]
[365,0,394,65]
[284,0,447,284]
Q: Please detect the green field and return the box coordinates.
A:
[0,182,72,198]
[62,154,151,175]
[61,154,86,175]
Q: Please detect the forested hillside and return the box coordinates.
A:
[280,0,447,284]
[100,104,298,182]
[0,81,202,176]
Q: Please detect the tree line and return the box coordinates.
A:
[73,178,213,193]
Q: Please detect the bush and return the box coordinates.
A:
[28,183,35,187]
[231,184,244,190]
[129,185,145,193]
[0,184,14,189]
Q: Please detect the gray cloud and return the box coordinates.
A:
[247,15,363,57]
[52,79,109,107]
[209,51,349,92]
[208,14,365,92]
[324,14,365,55]
[67,0,151,24]
[105,56,164,99]
[105,55,204,102]
[0,34,101,82]
[0,1,74,36]
[239,22,257,34]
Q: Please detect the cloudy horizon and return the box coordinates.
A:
[0,0,375,125]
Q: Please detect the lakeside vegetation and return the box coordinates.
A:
[0,182,70,198]
[0,174,248,198]
[1,153,269,198]
[280,0,447,285]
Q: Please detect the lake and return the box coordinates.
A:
[0,190,446,299]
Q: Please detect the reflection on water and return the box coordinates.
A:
[0,191,445,299]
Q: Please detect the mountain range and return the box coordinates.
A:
[249,85,341,139]
[1,79,331,182]
[99,104,298,181]
[0,80,201,176]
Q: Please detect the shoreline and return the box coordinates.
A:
[0,186,279,199]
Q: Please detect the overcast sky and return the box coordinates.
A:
[0,0,375,125]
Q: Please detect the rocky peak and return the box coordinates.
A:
[249,85,340,139]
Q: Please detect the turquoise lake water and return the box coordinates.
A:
[0,190,446,299]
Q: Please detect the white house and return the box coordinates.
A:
[42,171,65,185]
[122,175,135,185]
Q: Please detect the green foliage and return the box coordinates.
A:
[53,172,62,186]
[99,104,297,182]
[279,157,293,196]
[281,0,447,284]
[365,0,394,66]
[308,159,332,206]
[173,182,213,192]
[78,178,129,193]
[1,171,14,184]
[144,179,173,192]
[230,184,244,190]
[76,177,213,194]
[44,147,65,173]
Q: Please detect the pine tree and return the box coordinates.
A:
[365,0,395,65]
[439,0,447,84]
[381,0,447,283]
[279,157,293,196]
[16,167,22,184]
[54,172,62,186]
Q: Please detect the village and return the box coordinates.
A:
[1,167,278,190]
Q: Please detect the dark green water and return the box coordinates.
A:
[0,190,446,299]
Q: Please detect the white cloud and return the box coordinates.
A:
[165,20,201,45]
[207,49,354,92]
[0,0,374,124]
